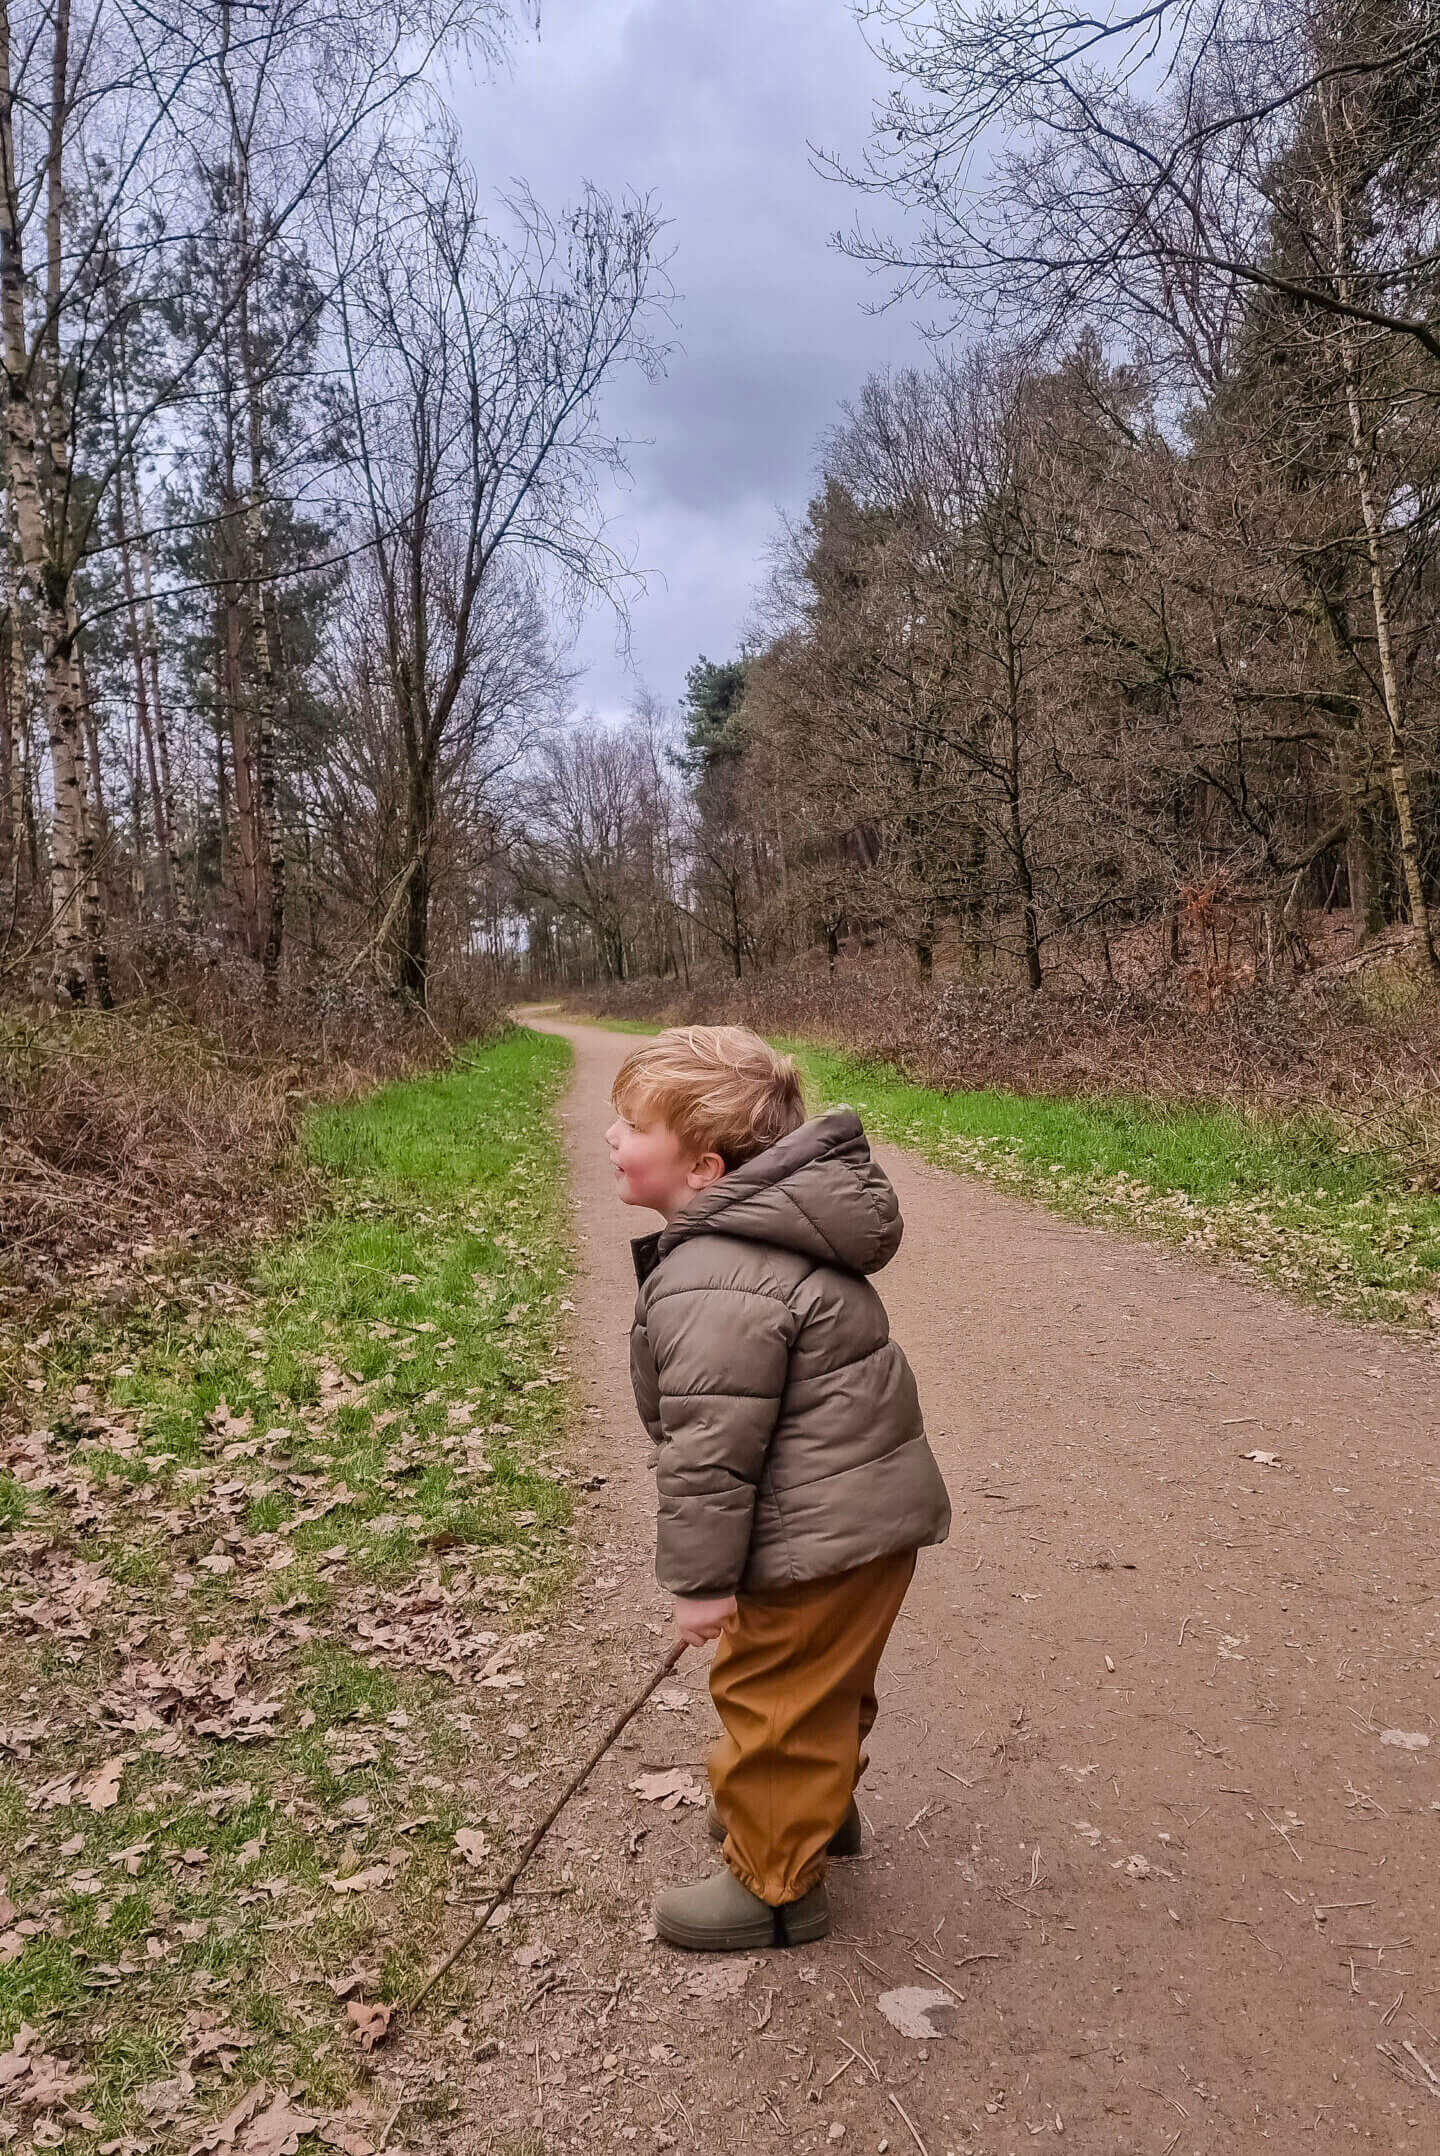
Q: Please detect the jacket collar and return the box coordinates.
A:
[631,1230,664,1286]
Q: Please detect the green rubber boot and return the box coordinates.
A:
[776,1878,831,1945]
[655,1869,779,1952]
[707,1797,862,1858]
[654,1871,832,1953]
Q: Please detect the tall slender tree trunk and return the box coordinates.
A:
[213,686,231,899]
[231,95,285,989]
[1346,790,1385,948]
[221,500,261,953]
[1,0,104,999]
[0,593,13,904]
[116,475,166,911]
[110,389,174,918]
[1009,782,1043,991]
[400,752,435,1004]
[1325,139,1437,978]
[1339,367,1436,973]
[0,438,20,917]
[123,431,183,919]
[1002,652,1042,991]
[73,633,111,1001]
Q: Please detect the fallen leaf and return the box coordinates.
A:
[237,2089,318,2156]
[108,1839,154,1876]
[684,1960,750,2000]
[322,1864,394,1895]
[81,1755,128,1811]
[317,2116,377,2156]
[875,1987,956,2039]
[453,1828,491,1868]
[346,2001,392,2053]
[139,2067,197,2122]
[1240,1450,1282,1467]
[629,1769,705,1811]
[1380,1728,1431,1751]
[1,2023,95,2110]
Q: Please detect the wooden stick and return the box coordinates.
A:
[409,1639,687,2015]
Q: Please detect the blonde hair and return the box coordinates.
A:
[611,1025,807,1171]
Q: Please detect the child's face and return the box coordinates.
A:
[605,1113,724,1221]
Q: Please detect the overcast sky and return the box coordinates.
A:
[455,0,926,724]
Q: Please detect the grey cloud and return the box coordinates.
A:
[457,0,925,717]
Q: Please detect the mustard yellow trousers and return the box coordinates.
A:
[707,1549,917,1905]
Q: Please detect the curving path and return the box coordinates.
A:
[503,1013,1440,2156]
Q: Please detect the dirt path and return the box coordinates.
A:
[461,1015,1440,2155]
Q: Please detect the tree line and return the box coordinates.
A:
[0,1,664,1008]
[517,0,1440,994]
[5,0,1437,1011]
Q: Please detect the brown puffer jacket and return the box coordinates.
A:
[629,1109,951,1596]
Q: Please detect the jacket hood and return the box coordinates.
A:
[641,1108,902,1279]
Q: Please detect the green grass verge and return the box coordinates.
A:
[0,1026,576,2140]
[560,1009,1439,1327]
[793,1043,1440,1327]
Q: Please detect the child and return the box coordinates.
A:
[607,1024,950,1952]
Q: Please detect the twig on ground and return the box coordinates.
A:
[407,1639,687,2018]
[1260,1807,1303,1863]
[1401,2041,1440,2099]
[888,2091,931,2156]
[839,2034,879,2081]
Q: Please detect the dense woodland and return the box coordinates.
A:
[520,0,1440,997]
[0,0,663,1012]
[2,0,1439,1014]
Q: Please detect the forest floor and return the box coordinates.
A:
[5,1014,1440,2156]
[0,1030,583,2155]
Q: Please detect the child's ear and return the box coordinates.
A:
[687,1150,726,1191]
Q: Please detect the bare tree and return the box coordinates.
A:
[329,137,665,1003]
[837,0,1440,369]
[1,0,517,998]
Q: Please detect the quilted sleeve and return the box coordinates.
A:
[629,1313,663,1444]
[643,1281,797,1595]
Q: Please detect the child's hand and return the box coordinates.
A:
[673,1593,737,1647]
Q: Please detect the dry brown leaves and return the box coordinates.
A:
[27,1752,135,1814]
[629,1768,705,1810]
[8,1549,111,1642]
[95,1644,285,1743]
[186,2083,383,2156]
[0,2023,97,2131]
[345,2001,393,2053]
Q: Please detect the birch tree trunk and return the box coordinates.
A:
[128,452,183,919]
[224,0,284,987]
[111,364,179,918]
[1338,359,1437,975]
[0,1,112,999]
[1324,127,1438,980]
[241,297,285,986]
